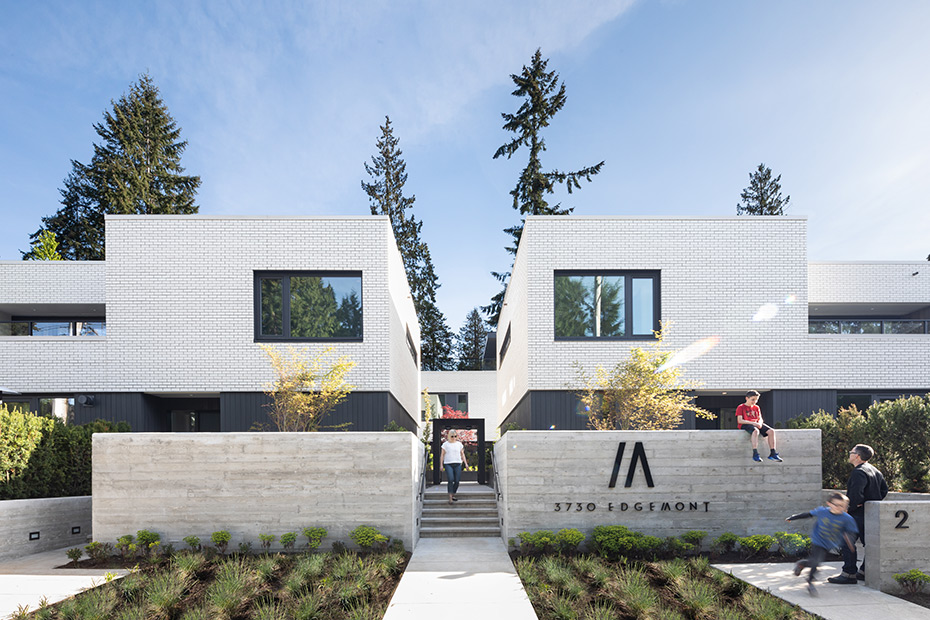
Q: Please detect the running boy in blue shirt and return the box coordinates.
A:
[785,492,858,595]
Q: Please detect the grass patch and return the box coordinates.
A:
[25,549,407,620]
[516,554,818,620]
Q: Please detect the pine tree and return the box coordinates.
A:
[23,74,200,260]
[484,49,604,325]
[362,116,454,370]
[27,230,63,261]
[737,163,790,215]
[456,308,490,370]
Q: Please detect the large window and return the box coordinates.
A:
[554,271,659,339]
[255,272,363,341]
[809,319,928,334]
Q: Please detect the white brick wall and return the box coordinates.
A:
[0,216,419,413]
[497,216,930,420]
[810,262,930,303]
[0,261,105,308]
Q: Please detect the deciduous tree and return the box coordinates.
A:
[362,116,454,369]
[24,73,200,260]
[260,345,356,432]
[576,325,714,430]
[737,163,790,215]
[484,49,604,325]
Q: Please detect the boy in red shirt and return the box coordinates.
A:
[736,390,782,462]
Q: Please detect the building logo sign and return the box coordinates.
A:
[608,441,654,488]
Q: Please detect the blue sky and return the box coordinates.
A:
[2,1,929,332]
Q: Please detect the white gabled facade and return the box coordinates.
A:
[496,216,930,430]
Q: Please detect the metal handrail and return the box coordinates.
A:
[491,442,502,502]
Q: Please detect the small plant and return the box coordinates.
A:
[893,569,930,595]
[259,533,277,551]
[84,541,112,561]
[349,525,388,550]
[66,547,83,565]
[555,528,585,554]
[280,532,298,551]
[518,530,556,554]
[183,535,201,552]
[302,526,327,550]
[389,537,405,553]
[212,530,232,554]
[665,536,695,557]
[238,541,253,554]
[116,534,135,558]
[737,535,776,558]
[136,529,161,556]
[773,531,811,557]
[332,540,348,555]
[681,530,707,550]
[711,532,739,555]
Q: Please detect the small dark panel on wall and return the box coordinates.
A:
[29,531,40,541]
[72,526,82,535]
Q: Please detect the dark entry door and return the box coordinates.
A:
[432,418,486,485]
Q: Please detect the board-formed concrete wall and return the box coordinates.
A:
[0,496,91,561]
[865,500,930,593]
[495,430,822,542]
[93,433,422,550]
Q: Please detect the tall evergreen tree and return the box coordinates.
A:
[737,163,790,215]
[23,73,200,260]
[362,116,454,370]
[456,308,490,370]
[484,49,604,325]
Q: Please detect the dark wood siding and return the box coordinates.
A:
[387,393,417,432]
[219,391,410,432]
[770,390,837,425]
[72,393,166,431]
[499,392,532,432]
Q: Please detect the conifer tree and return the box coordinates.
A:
[737,163,790,215]
[484,49,604,325]
[27,230,63,261]
[362,116,454,370]
[456,308,490,370]
[24,74,200,260]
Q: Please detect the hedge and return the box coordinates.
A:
[0,404,130,499]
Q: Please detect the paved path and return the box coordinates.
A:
[715,561,930,620]
[382,537,538,620]
[0,547,130,619]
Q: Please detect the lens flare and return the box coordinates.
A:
[656,336,720,372]
[784,294,797,305]
[549,425,556,430]
[752,303,778,322]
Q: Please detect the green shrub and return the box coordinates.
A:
[116,534,135,558]
[590,525,663,560]
[555,528,585,553]
[259,534,276,550]
[681,530,707,550]
[136,529,161,555]
[280,532,298,550]
[893,569,930,595]
[84,541,111,561]
[0,407,132,500]
[238,541,252,554]
[773,531,811,557]
[183,535,201,552]
[349,525,388,550]
[737,535,776,557]
[66,547,83,564]
[711,532,739,554]
[211,530,232,554]
[302,526,327,550]
[517,530,556,554]
[665,536,695,557]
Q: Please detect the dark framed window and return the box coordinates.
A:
[554,271,660,339]
[254,271,363,341]
[499,324,511,364]
[405,325,418,366]
[809,318,928,335]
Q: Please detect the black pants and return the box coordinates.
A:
[841,514,865,575]
[798,545,828,583]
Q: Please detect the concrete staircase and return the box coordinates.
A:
[420,482,501,538]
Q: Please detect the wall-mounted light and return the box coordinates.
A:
[72,526,82,535]
[29,532,40,541]
[77,395,95,407]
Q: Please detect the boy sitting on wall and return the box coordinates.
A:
[736,390,782,462]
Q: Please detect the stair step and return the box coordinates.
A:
[422,509,498,518]
[423,516,499,525]
[424,500,497,508]
[420,526,501,538]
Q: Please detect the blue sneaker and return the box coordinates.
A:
[768,452,783,462]
[752,453,762,462]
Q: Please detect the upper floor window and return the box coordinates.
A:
[554,271,659,339]
[0,320,105,337]
[809,319,928,334]
[254,271,362,341]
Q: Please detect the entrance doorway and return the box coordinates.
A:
[431,418,486,485]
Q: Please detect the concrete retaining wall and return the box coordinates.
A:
[495,430,822,542]
[0,496,91,560]
[92,433,422,550]
[865,500,930,593]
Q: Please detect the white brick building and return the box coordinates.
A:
[0,215,421,432]
[495,216,930,430]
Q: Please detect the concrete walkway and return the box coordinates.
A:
[0,547,130,619]
[382,537,538,620]
[715,561,930,620]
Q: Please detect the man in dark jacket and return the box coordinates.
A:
[828,443,888,584]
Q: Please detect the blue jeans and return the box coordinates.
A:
[444,463,463,495]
